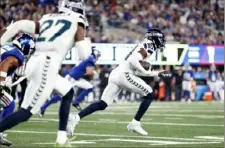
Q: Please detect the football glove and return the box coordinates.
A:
[158,71,172,79]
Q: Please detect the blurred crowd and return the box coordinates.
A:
[0,0,224,44]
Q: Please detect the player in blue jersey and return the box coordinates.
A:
[0,33,35,146]
[207,65,219,101]
[182,65,194,102]
[39,49,101,116]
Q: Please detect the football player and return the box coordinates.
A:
[182,64,194,103]
[67,28,172,137]
[39,49,101,116]
[0,0,90,146]
[0,33,35,146]
[207,64,219,101]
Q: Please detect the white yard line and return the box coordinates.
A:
[32,138,222,146]
[195,136,224,141]
[43,111,224,118]
[30,118,224,127]
[7,130,210,141]
[165,117,183,120]
[105,138,221,145]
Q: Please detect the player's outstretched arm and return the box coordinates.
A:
[0,57,19,82]
[74,24,91,60]
[0,20,39,45]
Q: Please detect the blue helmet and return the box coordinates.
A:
[12,33,35,57]
[91,49,101,60]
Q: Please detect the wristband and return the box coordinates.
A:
[0,72,7,78]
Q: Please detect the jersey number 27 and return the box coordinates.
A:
[37,19,71,42]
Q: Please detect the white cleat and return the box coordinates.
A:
[127,122,148,136]
[66,114,79,137]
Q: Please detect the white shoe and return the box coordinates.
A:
[66,114,79,137]
[127,122,148,136]
[187,99,192,103]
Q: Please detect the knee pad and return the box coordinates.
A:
[98,100,108,110]
[143,93,155,101]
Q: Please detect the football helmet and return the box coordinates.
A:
[145,28,165,50]
[12,33,35,58]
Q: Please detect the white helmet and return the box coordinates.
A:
[58,0,85,15]
[58,0,89,28]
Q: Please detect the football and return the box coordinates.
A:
[139,61,150,70]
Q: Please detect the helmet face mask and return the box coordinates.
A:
[12,33,35,59]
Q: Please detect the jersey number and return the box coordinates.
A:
[37,19,72,42]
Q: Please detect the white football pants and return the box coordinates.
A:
[21,53,72,114]
[101,68,153,105]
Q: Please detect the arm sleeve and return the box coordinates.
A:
[1,20,36,45]
[1,49,24,66]
[128,52,149,75]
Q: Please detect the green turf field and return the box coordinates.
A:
[5,102,224,147]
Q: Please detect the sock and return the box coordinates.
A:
[59,89,74,131]
[0,100,15,121]
[0,108,32,132]
[132,119,140,124]
[41,95,61,111]
[78,100,107,119]
[134,93,154,121]
[73,88,93,105]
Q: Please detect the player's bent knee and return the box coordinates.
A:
[143,92,155,101]
[19,108,32,122]
[98,100,108,110]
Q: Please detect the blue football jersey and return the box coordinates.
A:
[1,45,24,76]
[183,70,194,81]
[69,56,96,80]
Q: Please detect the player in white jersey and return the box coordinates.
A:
[0,0,90,146]
[67,29,172,137]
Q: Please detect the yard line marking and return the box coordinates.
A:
[28,120,49,123]
[7,130,207,141]
[31,118,224,127]
[43,111,224,118]
[33,138,222,146]
[98,119,117,122]
[34,141,96,145]
[195,136,224,141]
[105,138,221,145]
[165,117,183,120]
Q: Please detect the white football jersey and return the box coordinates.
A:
[116,38,156,74]
[35,12,85,63]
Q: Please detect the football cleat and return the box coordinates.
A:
[127,122,148,136]
[0,133,12,146]
[72,103,82,111]
[66,114,79,137]
[54,140,71,147]
[39,109,46,117]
